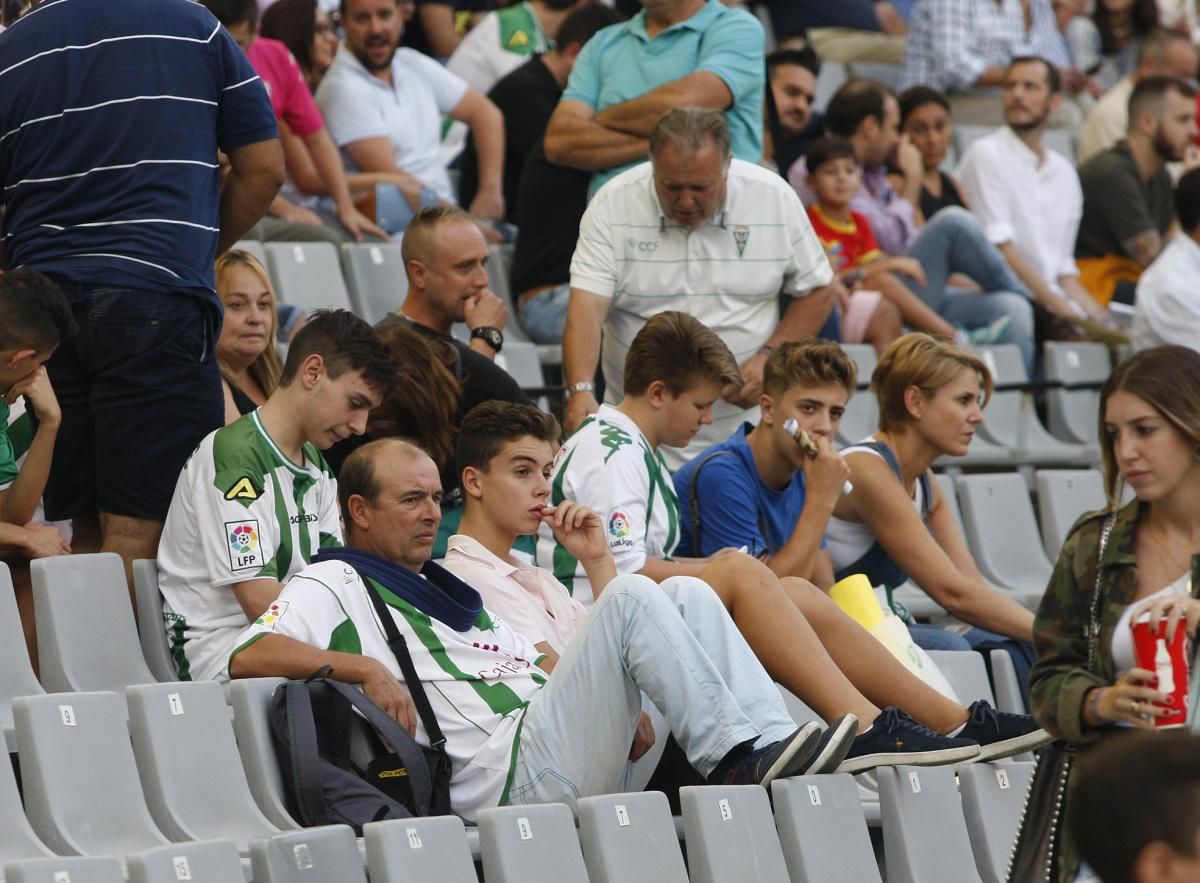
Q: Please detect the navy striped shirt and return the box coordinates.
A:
[0,0,277,302]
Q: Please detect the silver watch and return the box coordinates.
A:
[565,381,596,400]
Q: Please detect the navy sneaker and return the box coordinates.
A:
[958,701,1052,761]
[708,722,823,788]
[836,707,980,774]
[800,714,858,775]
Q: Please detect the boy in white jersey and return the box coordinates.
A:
[231,438,837,819]
[157,309,397,681]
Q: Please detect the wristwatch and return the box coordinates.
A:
[470,326,504,353]
[565,381,596,400]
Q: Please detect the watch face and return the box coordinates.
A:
[473,327,503,350]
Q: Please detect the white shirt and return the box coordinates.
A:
[316,42,468,202]
[446,3,548,96]
[957,126,1082,298]
[1078,77,1133,165]
[570,158,832,467]
[1133,233,1200,351]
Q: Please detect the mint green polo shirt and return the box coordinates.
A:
[561,0,764,199]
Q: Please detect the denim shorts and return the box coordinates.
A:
[36,282,224,522]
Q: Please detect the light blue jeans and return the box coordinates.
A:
[518,282,571,344]
[903,207,1036,373]
[507,575,798,808]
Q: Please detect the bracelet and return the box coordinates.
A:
[565,381,595,400]
[1085,687,1105,727]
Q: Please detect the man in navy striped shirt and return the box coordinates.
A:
[0,0,283,594]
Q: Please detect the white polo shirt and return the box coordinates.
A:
[1133,232,1200,351]
[570,158,832,468]
[957,126,1082,298]
[316,42,468,202]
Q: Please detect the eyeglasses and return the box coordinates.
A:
[314,21,336,35]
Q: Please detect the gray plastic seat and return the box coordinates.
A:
[958,762,1036,883]
[264,242,354,313]
[127,681,279,850]
[955,473,1052,605]
[1036,469,1107,561]
[364,816,476,883]
[679,785,790,883]
[0,562,45,752]
[232,239,268,265]
[495,341,549,411]
[836,344,879,447]
[126,840,244,883]
[339,242,408,323]
[131,559,177,683]
[926,650,996,706]
[877,765,983,883]
[0,717,56,869]
[249,826,364,883]
[486,243,528,343]
[228,678,301,830]
[772,775,883,883]
[989,649,1026,714]
[31,553,156,700]
[577,792,687,883]
[477,803,588,883]
[14,691,171,857]
[2,857,124,883]
[1044,341,1109,445]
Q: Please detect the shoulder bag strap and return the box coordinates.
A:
[1085,512,1117,674]
[687,449,739,556]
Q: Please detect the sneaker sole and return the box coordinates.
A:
[974,728,1053,762]
[802,714,859,776]
[760,722,823,788]
[835,742,981,774]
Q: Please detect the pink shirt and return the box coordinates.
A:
[246,37,324,138]
[441,535,588,655]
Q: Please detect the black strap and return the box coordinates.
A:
[281,681,329,824]
[363,580,448,751]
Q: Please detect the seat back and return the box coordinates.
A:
[1044,342,1109,444]
[340,242,408,323]
[14,691,169,857]
[955,473,1053,598]
[3,857,124,883]
[486,244,531,344]
[249,826,365,883]
[132,559,176,682]
[264,242,353,313]
[988,649,1026,714]
[577,792,687,883]
[31,553,156,697]
[127,681,278,848]
[1035,470,1106,562]
[958,762,1036,883]
[228,678,301,830]
[926,650,996,706]
[772,775,883,883]
[877,765,983,883]
[972,346,1029,449]
[127,839,245,883]
[0,562,44,752]
[364,816,477,883]
[232,240,268,265]
[837,345,878,447]
[679,785,790,883]
[0,719,55,866]
[494,342,548,410]
[477,803,588,883]
[933,473,966,536]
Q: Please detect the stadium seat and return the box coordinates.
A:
[1044,342,1109,446]
[577,792,688,883]
[836,344,879,447]
[126,839,244,883]
[486,244,526,342]
[126,681,279,850]
[988,649,1027,714]
[233,239,268,265]
[0,719,56,868]
[955,473,1053,605]
[14,691,172,857]
[495,342,550,411]
[228,678,302,831]
[2,857,124,883]
[958,762,1036,883]
[771,775,883,883]
[132,560,177,683]
[249,826,364,883]
[679,785,791,883]
[364,816,476,883]
[877,765,984,883]
[477,803,588,883]
[1036,469,1106,562]
[926,650,997,707]
[340,242,408,324]
[0,562,44,752]
[973,346,1097,465]
[31,553,157,700]
[264,242,354,313]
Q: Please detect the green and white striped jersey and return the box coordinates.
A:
[157,409,342,682]
[534,405,679,605]
[231,559,546,821]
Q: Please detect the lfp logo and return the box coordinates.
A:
[226,520,261,571]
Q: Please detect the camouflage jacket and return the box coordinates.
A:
[1030,498,1200,744]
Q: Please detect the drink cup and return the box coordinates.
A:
[1131,616,1190,729]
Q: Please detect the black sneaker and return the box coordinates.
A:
[958,701,1052,761]
[708,721,822,788]
[836,707,980,774]
[801,714,858,775]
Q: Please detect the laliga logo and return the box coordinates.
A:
[229,524,257,553]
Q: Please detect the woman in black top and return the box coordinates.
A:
[896,87,968,222]
[215,250,284,424]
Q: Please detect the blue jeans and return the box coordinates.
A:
[903,207,1036,372]
[518,283,570,344]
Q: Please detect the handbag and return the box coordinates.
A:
[1006,512,1115,883]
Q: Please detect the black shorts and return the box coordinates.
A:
[36,282,224,522]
